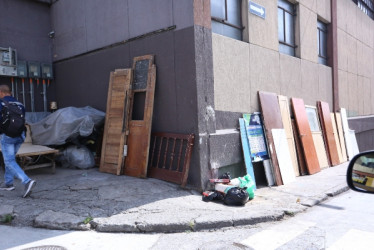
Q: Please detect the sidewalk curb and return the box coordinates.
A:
[48,185,350,234]
[0,165,350,234]
[2,185,351,233]
[326,186,350,197]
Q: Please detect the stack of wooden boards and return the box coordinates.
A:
[99,55,156,178]
[245,91,359,186]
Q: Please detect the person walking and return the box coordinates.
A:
[0,84,36,197]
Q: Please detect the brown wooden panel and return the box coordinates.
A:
[317,101,340,166]
[124,55,156,178]
[292,119,308,175]
[312,132,330,169]
[148,132,195,187]
[100,69,132,175]
[335,112,348,162]
[331,113,344,163]
[258,91,283,186]
[291,98,320,174]
[278,95,300,176]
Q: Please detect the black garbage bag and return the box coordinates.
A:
[223,187,249,206]
[219,172,232,180]
[202,190,224,202]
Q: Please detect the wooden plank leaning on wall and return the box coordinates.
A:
[258,91,284,186]
[291,98,321,175]
[100,69,133,175]
[278,95,300,176]
[124,55,156,178]
[317,101,340,166]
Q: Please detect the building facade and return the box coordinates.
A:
[0,0,373,190]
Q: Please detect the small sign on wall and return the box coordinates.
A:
[249,1,266,19]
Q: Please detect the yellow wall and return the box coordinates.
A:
[213,0,333,113]
[337,0,374,116]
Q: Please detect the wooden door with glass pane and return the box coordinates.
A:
[124,55,156,178]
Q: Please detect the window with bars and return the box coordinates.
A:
[278,0,296,57]
[353,0,374,20]
[317,20,328,66]
[211,0,243,40]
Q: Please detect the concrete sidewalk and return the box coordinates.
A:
[0,162,349,233]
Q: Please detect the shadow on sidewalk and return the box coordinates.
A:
[0,166,193,227]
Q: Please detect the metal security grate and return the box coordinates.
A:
[148,132,194,187]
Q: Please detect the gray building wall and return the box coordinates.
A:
[50,0,194,61]
[0,0,52,62]
[0,0,54,112]
[50,0,214,189]
[349,116,374,152]
[53,27,201,134]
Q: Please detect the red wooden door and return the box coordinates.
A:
[291,98,320,174]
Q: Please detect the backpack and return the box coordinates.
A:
[0,99,25,138]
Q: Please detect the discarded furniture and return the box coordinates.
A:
[305,105,329,170]
[291,98,320,174]
[125,55,156,178]
[258,91,284,185]
[100,69,133,175]
[335,112,348,161]
[278,95,300,176]
[100,55,157,178]
[148,132,194,187]
[0,125,59,173]
[317,101,340,166]
[330,113,344,163]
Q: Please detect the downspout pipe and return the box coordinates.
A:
[330,0,339,112]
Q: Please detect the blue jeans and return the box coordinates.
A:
[1,132,30,185]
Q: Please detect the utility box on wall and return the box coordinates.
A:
[41,63,53,79]
[0,47,17,76]
[28,62,41,78]
[17,61,28,78]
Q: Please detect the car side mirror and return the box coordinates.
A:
[347,151,374,194]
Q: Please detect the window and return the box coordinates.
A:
[278,0,296,56]
[353,0,374,20]
[211,0,243,40]
[317,20,328,65]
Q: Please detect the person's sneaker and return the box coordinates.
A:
[0,183,15,191]
[23,180,36,198]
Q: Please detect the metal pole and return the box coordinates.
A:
[15,78,18,100]
[11,77,14,97]
[22,78,26,108]
[42,79,47,112]
[29,78,35,112]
